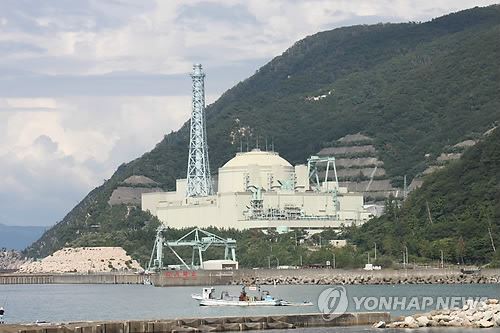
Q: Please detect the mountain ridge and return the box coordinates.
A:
[25,5,500,260]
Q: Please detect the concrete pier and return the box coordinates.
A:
[1,312,391,333]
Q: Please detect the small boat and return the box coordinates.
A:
[192,286,313,307]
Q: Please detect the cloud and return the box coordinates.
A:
[0,95,214,226]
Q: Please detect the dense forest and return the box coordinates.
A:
[347,128,500,266]
[25,5,500,262]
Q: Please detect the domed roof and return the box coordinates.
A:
[222,149,292,168]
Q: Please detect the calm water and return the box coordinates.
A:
[0,284,499,325]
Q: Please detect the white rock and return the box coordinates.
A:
[487,299,499,305]
[448,319,462,327]
[483,310,494,321]
[494,313,500,326]
[372,321,386,328]
[428,319,439,327]
[17,247,142,273]
[404,316,416,325]
[416,316,430,327]
[434,314,452,322]
[462,319,472,327]
[472,312,484,321]
[389,321,405,328]
[478,319,494,328]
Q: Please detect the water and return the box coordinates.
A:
[0,284,499,325]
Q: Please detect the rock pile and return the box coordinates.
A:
[17,247,142,273]
[237,272,500,285]
[383,298,500,329]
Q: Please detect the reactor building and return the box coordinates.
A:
[141,64,372,231]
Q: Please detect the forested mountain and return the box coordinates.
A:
[25,5,500,261]
[347,128,500,265]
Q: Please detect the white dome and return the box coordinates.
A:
[222,149,292,168]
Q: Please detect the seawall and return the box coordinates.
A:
[1,268,499,286]
[0,312,391,333]
[235,268,500,285]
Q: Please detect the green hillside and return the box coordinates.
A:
[25,5,500,261]
[347,128,500,265]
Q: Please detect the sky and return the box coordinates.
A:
[0,0,497,227]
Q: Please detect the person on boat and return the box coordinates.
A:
[0,306,4,324]
[239,286,248,301]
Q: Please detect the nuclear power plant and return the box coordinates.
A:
[142,64,372,232]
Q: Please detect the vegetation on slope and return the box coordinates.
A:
[346,128,500,266]
[25,5,500,260]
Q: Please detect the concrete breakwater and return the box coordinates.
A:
[1,268,499,286]
[234,268,500,285]
[0,270,234,286]
[1,312,390,333]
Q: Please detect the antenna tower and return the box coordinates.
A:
[186,64,212,197]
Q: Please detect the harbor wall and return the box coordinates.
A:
[2,312,391,333]
[1,268,499,286]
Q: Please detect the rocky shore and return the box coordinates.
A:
[379,298,500,329]
[0,250,30,271]
[235,269,500,285]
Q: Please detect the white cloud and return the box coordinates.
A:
[0,0,494,76]
[0,95,208,225]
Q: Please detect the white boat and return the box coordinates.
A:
[192,287,313,307]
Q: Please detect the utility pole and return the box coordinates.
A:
[403,175,407,200]
[374,242,377,262]
[440,250,444,269]
[488,227,496,253]
[332,253,336,269]
[405,246,409,267]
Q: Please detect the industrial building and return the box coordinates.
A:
[142,148,372,231]
[141,64,372,232]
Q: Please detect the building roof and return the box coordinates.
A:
[222,149,292,168]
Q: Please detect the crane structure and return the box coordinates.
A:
[308,155,340,214]
[186,64,213,197]
[148,226,236,271]
[307,155,339,191]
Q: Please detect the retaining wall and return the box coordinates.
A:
[2,312,391,333]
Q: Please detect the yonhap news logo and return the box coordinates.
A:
[317,287,489,321]
[317,286,348,320]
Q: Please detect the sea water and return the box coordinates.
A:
[0,284,498,325]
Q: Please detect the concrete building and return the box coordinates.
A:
[202,260,238,270]
[142,149,372,231]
